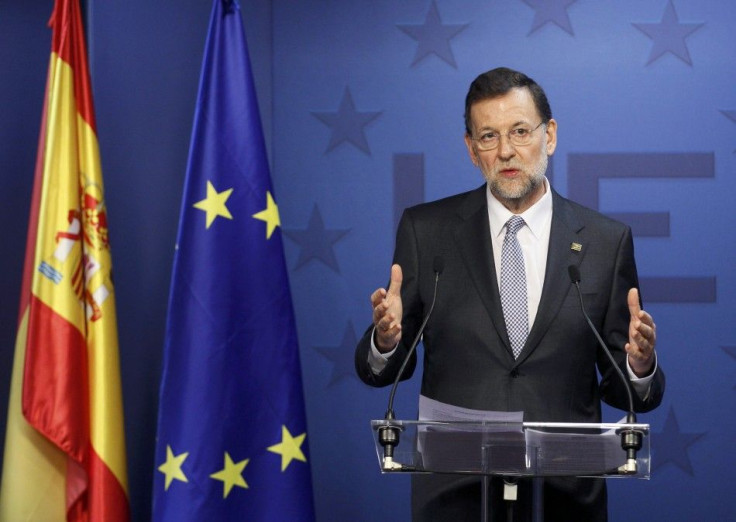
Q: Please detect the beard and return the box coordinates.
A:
[485,151,548,202]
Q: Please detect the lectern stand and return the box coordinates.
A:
[371,419,650,521]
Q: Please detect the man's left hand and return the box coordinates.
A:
[625,288,656,377]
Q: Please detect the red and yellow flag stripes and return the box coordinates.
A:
[0,0,129,520]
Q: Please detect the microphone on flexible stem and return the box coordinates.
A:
[567,265,643,475]
[378,256,444,471]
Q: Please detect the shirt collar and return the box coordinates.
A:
[487,177,553,240]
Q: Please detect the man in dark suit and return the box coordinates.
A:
[355,67,665,521]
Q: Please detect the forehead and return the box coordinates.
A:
[468,87,538,130]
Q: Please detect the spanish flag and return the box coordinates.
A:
[0,1,129,520]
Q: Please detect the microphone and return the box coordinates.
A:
[567,265,643,474]
[378,255,444,470]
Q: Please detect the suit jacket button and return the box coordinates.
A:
[510,369,519,378]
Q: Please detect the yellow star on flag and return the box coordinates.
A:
[193,180,234,229]
[267,425,307,472]
[210,452,249,498]
[252,190,281,239]
[158,445,189,491]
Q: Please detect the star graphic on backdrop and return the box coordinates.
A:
[210,452,249,498]
[397,0,468,68]
[283,204,350,272]
[722,346,736,388]
[721,111,736,152]
[193,181,233,229]
[652,406,705,475]
[312,88,381,155]
[520,0,578,36]
[632,0,704,66]
[267,426,307,472]
[314,321,360,387]
[252,190,281,239]
[157,445,189,490]
[722,111,736,124]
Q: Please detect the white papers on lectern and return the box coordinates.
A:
[416,395,527,474]
[418,395,524,425]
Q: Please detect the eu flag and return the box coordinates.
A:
[152,1,315,520]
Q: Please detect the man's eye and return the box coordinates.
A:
[480,133,498,142]
[512,128,530,137]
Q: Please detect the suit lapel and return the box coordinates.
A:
[452,186,513,354]
[517,191,586,363]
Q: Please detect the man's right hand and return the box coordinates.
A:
[370,264,403,352]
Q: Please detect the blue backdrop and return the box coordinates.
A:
[1,1,734,520]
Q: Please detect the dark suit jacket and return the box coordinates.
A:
[355,184,665,521]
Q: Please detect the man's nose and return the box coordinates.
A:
[496,134,516,159]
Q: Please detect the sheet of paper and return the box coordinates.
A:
[418,394,524,424]
[416,395,526,473]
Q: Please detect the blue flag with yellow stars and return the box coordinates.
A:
[152,1,315,519]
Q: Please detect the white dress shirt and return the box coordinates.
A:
[487,177,552,330]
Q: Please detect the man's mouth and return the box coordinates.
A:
[499,168,520,178]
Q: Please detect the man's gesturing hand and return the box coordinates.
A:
[371,264,403,352]
[625,288,656,377]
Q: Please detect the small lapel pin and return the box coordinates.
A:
[570,242,582,252]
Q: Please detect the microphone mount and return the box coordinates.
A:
[568,265,644,475]
[379,256,444,470]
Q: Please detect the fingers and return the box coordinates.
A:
[625,288,656,376]
[633,311,655,340]
[370,265,403,308]
[387,264,403,297]
[371,293,392,326]
[373,304,402,351]
[370,264,404,351]
[627,287,654,337]
[376,313,401,332]
[627,319,655,355]
[627,288,641,318]
[370,288,386,309]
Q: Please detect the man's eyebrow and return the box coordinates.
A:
[476,120,530,132]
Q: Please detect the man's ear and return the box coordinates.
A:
[464,133,479,166]
[545,118,558,156]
